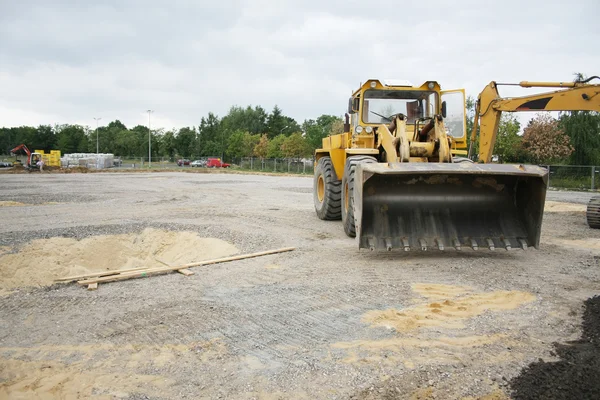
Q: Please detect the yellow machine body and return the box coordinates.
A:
[313,78,550,251]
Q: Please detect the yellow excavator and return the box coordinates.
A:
[473,77,600,232]
[313,77,600,250]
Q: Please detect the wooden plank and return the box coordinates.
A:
[55,266,150,282]
[78,247,296,285]
[87,283,98,291]
[177,269,194,276]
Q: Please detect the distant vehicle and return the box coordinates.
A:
[206,158,230,168]
[190,159,207,167]
[177,159,191,166]
[9,144,43,171]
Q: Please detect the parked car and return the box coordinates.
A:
[177,159,190,166]
[206,158,231,168]
[190,159,207,167]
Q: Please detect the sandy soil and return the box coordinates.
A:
[0,172,599,399]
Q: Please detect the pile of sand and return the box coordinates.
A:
[0,228,239,294]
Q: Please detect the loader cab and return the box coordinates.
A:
[348,79,467,155]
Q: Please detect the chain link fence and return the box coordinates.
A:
[546,165,600,191]
[233,157,314,174]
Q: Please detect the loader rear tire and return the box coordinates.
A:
[587,196,600,229]
[314,156,342,220]
[342,155,377,237]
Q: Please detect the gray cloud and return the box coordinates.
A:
[1,0,599,130]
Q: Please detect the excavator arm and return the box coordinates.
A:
[470,78,600,163]
[10,144,32,156]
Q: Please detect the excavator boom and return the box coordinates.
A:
[472,77,600,163]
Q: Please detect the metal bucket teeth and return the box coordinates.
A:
[354,163,548,251]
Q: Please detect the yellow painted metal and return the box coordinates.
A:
[317,175,325,202]
[440,88,467,149]
[473,80,600,163]
[346,148,379,155]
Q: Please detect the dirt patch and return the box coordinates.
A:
[0,201,26,207]
[545,238,600,251]
[362,285,535,332]
[0,339,227,399]
[544,201,587,213]
[0,228,239,294]
[510,296,600,400]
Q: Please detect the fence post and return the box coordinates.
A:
[547,165,551,188]
[288,159,290,173]
[250,157,253,170]
[592,166,596,191]
[274,159,277,172]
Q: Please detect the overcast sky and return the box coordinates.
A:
[1,0,599,131]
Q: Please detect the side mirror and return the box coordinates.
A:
[348,97,360,114]
[441,101,447,118]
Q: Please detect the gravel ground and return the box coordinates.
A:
[0,171,599,399]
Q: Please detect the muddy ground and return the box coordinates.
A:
[0,172,599,399]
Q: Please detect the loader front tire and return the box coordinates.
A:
[314,156,341,220]
[342,155,377,237]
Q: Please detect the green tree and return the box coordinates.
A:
[267,134,286,158]
[281,132,309,159]
[522,113,574,164]
[159,130,177,158]
[227,130,254,158]
[494,114,523,163]
[56,124,88,153]
[254,134,269,159]
[303,114,343,152]
[175,127,197,158]
[266,106,287,138]
[197,112,222,157]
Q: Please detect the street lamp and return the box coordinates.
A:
[280,125,289,134]
[93,117,101,155]
[147,110,154,167]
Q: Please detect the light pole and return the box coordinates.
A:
[280,125,289,134]
[147,110,153,167]
[93,117,101,155]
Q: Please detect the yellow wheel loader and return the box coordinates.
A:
[314,77,599,251]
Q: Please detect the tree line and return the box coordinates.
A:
[2,98,599,166]
[0,105,343,161]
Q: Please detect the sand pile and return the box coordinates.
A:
[0,228,239,294]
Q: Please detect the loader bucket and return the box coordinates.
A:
[354,163,548,251]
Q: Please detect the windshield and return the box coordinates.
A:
[362,90,438,124]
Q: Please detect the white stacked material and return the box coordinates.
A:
[61,153,115,169]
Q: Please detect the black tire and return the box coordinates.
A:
[587,196,600,229]
[342,155,378,237]
[314,156,341,220]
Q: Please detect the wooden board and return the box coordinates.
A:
[78,247,296,285]
[177,269,194,276]
[87,283,98,291]
[56,266,150,282]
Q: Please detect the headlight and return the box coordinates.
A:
[355,126,363,133]
[428,82,435,89]
[365,126,373,133]
[370,81,377,88]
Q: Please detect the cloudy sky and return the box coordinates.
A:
[1,0,598,131]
